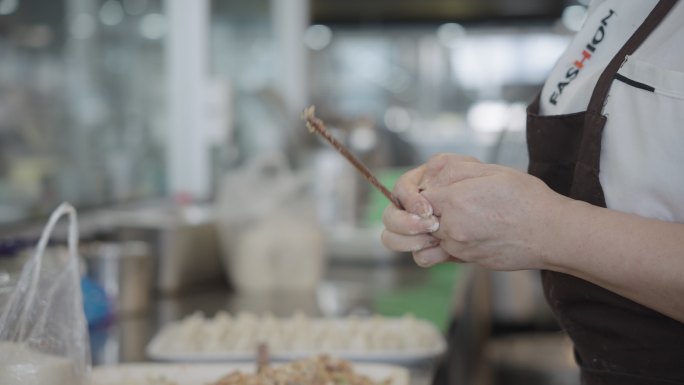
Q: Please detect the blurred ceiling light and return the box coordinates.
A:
[437,23,466,49]
[70,13,96,40]
[384,106,412,133]
[562,5,588,32]
[100,0,125,27]
[467,101,510,133]
[0,0,18,16]
[304,24,332,51]
[123,0,148,16]
[139,13,166,40]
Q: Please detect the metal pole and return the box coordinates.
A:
[165,0,211,201]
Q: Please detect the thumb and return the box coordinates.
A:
[420,187,453,218]
[393,165,433,217]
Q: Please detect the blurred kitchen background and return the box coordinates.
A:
[0,0,590,384]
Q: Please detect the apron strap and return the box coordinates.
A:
[586,0,677,115]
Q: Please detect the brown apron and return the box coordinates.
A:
[526,1,684,384]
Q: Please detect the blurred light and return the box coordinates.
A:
[304,24,332,51]
[0,0,18,16]
[71,13,96,40]
[383,67,411,94]
[437,23,466,49]
[350,125,377,152]
[467,101,510,133]
[99,0,125,27]
[562,5,588,32]
[384,106,412,133]
[576,0,590,6]
[123,0,148,16]
[139,13,166,40]
[507,103,528,132]
[450,34,570,88]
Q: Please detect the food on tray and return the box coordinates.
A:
[149,312,444,357]
[93,356,396,385]
[213,355,389,385]
[123,376,178,385]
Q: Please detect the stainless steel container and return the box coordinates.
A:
[83,241,152,316]
[102,205,224,295]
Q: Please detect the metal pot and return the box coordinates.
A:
[83,241,152,316]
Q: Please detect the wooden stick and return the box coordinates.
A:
[256,343,269,374]
[303,106,404,210]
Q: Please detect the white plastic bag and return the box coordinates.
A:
[0,203,90,385]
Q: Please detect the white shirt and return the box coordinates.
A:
[540,0,684,223]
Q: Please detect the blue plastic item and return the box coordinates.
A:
[81,276,112,327]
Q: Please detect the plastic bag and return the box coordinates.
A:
[0,203,90,385]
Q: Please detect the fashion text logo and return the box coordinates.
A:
[549,9,616,106]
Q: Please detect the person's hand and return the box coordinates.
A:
[421,154,570,270]
[382,154,570,270]
[380,155,480,267]
[380,164,437,265]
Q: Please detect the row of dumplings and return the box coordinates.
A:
[154,312,443,354]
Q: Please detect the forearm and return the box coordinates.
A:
[542,199,684,323]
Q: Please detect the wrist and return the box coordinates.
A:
[535,195,587,272]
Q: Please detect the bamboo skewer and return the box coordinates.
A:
[256,343,269,374]
[303,106,404,210]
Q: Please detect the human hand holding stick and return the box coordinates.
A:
[302,106,404,210]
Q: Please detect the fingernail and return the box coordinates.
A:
[415,252,442,267]
[413,253,431,267]
[419,217,439,233]
[413,201,433,218]
[426,218,439,233]
[424,204,433,218]
[410,216,439,234]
